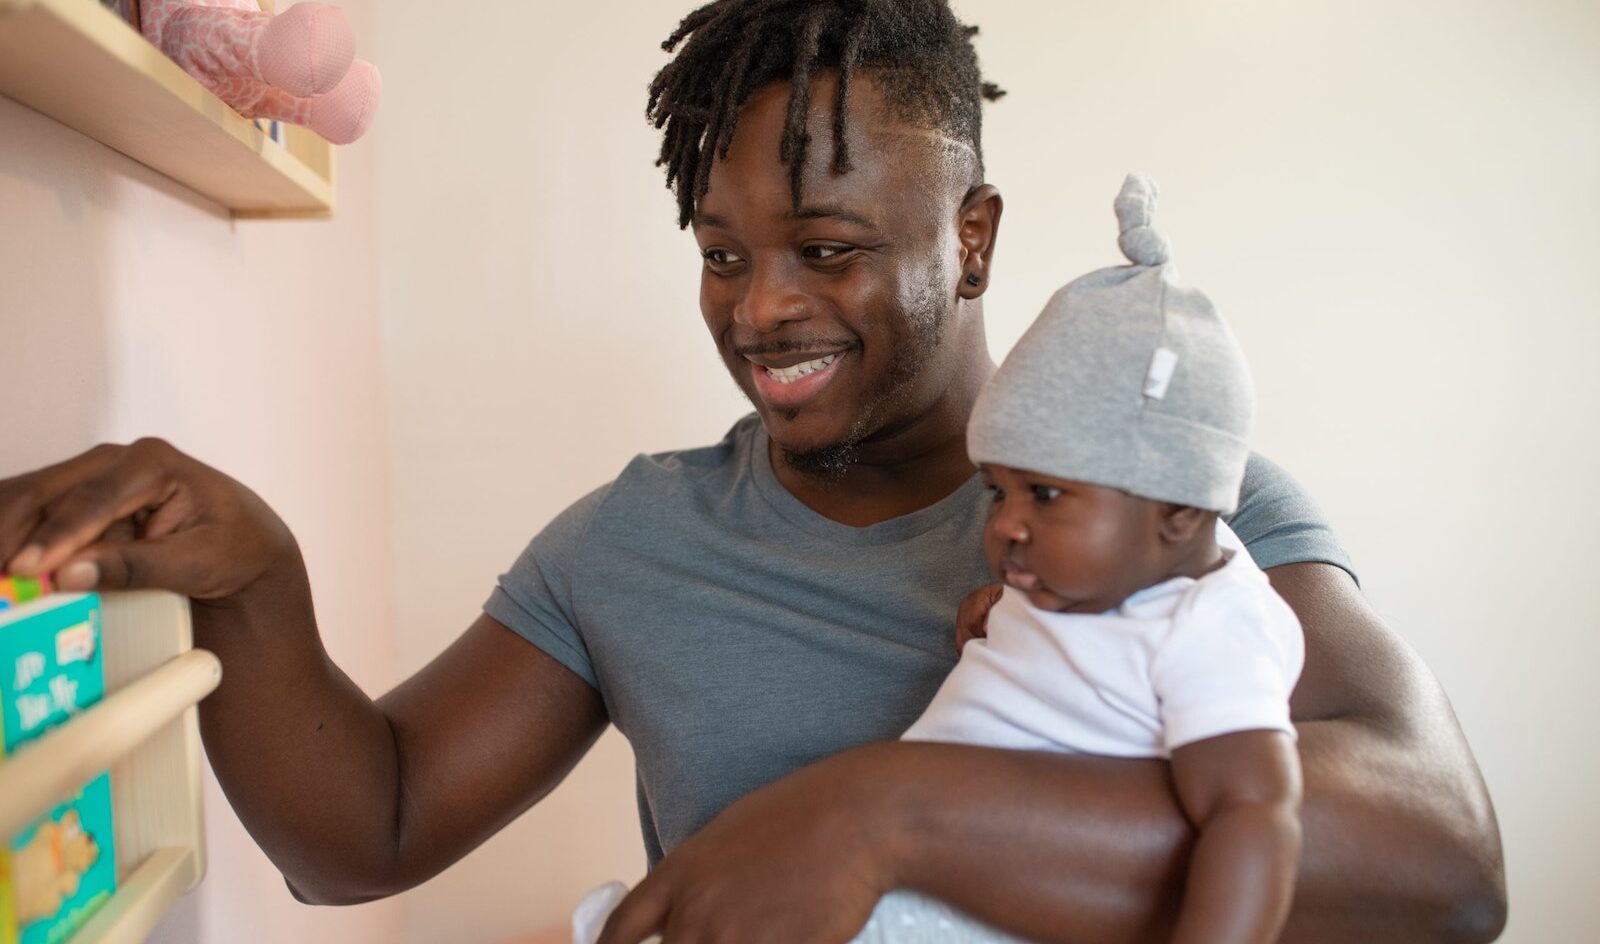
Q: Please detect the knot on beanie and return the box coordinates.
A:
[966,173,1256,514]
[1114,173,1170,267]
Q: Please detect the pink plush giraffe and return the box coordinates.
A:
[141,0,381,145]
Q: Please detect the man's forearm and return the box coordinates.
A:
[864,724,1502,944]
[192,561,406,904]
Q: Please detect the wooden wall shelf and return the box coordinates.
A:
[0,592,220,944]
[0,0,335,218]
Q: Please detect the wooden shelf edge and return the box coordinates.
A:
[0,650,221,840]
[71,846,200,944]
[0,0,335,216]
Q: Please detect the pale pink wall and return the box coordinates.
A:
[0,1,402,939]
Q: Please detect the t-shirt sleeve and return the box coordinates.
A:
[482,483,612,690]
[1151,574,1305,753]
[1227,452,1358,584]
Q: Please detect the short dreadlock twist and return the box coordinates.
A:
[647,0,1005,228]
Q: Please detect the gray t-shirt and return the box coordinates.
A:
[484,415,1353,865]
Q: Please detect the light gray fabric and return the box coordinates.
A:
[967,173,1255,513]
[484,415,1353,866]
[849,892,1030,943]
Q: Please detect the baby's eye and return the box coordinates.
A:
[1030,485,1062,503]
[984,483,1004,503]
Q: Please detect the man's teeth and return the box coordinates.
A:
[764,353,838,384]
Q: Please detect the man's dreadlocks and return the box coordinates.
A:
[647,0,1005,228]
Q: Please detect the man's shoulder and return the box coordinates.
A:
[1229,451,1358,582]
[550,414,763,542]
[625,413,762,478]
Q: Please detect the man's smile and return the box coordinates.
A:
[746,349,850,408]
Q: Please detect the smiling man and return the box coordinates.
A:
[0,1,1505,942]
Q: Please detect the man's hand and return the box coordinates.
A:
[955,582,1003,653]
[597,748,894,944]
[0,438,297,599]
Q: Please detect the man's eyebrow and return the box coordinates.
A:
[692,211,730,230]
[790,204,881,231]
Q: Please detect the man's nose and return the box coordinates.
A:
[734,259,811,332]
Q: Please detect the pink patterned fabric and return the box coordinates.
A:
[141,0,381,144]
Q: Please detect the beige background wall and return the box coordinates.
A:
[374,1,1598,942]
[0,2,402,941]
[2,0,1595,942]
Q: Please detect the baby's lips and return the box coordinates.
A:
[1001,565,1040,591]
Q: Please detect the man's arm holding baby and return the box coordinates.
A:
[1168,730,1302,944]
[599,561,1506,944]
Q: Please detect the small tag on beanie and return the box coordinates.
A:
[1144,348,1178,399]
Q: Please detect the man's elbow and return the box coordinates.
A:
[1437,861,1507,944]
[284,872,408,906]
[280,853,424,906]
[1408,821,1507,944]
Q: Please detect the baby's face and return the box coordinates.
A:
[980,464,1177,614]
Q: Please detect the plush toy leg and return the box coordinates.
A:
[144,0,354,102]
[256,2,356,97]
[242,58,382,145]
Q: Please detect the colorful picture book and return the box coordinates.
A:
[0,586,117,944]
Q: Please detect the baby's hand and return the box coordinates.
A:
[955,583,1004,654]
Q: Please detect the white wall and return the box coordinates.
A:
[376,2,1598,942]
[0,2,403,940]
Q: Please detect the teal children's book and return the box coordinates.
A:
[0,578,117,944]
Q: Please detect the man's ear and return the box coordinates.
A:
[1158,505,1212,545]
[957,184,1004,300]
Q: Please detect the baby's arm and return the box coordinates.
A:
[1169,728,1302,944]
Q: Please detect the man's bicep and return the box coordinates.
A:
[1268,561,1433,728]
[374,614,609,890]
[1267,562,1506,940]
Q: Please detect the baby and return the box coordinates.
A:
[576,175,1303,944]
[855,173,1305,944]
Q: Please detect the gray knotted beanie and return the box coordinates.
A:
[967,173,1255,513]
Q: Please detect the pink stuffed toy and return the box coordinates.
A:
[141,0,380,145]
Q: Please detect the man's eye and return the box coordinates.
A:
[802,245,851,261]
[702,248,743,266]
[1030,485,1062,503]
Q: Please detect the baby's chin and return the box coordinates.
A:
[1009,575,1124,615]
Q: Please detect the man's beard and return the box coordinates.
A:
[777,265,952,484]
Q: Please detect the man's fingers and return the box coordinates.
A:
[595,872,670,944]
[7,448,178,578]
[56,533,199,593]
[0,444,123,567]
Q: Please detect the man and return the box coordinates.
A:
[0,2,1504,942]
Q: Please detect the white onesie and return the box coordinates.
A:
[902,520,1304,757]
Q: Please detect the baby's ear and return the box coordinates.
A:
[1157,505,1212,544]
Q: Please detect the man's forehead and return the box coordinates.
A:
[695,74,974,226]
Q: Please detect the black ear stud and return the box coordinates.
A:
[965,273,982,286]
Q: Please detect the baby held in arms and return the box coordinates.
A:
[578,174,1305,944]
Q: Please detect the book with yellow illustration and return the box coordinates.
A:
[1,579,117,944]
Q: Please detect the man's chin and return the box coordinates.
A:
[759,410,867,482]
